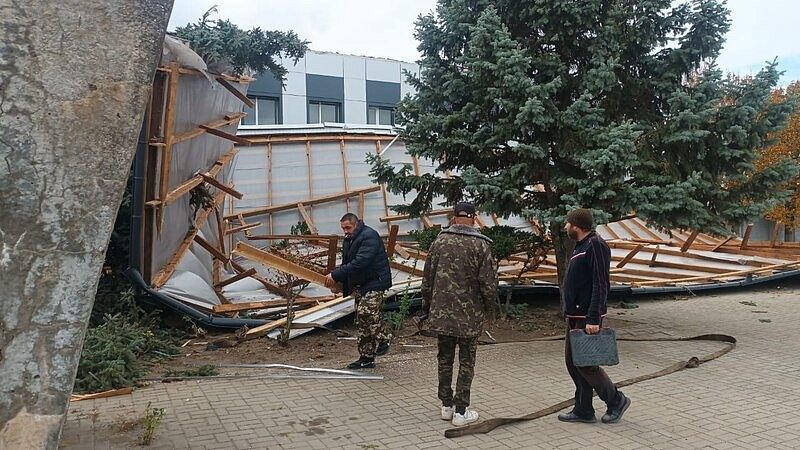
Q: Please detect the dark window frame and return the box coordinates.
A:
[308,99,342,124]
[367,104,396,125]
[242,95,282,125]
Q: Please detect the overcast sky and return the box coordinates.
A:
[169,0,800,85]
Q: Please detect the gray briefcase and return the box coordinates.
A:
[569,328,619,367]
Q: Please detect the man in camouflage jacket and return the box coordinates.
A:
[420,202,498,426]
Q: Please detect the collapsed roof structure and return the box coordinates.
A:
[131,44,800,340]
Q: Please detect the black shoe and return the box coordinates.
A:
[602,394,631,424]
[347,356,375,370]
[557,411,596,423]
[376,341,391,356]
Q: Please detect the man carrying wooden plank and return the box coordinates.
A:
[559,208,631,425]
[325,213,392,369]
[419,202,498,427]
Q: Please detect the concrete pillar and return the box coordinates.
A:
[0,1,172,448]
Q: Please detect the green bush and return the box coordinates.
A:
[75,314,179,393]
[409,226,441,251]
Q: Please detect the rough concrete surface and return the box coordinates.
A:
[0,1,173,448]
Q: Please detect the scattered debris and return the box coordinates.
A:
[759,319,772,323]
[740,301,758,306]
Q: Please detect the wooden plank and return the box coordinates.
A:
[610,267,696,280]
[70,387,133,402]
[475,215,487,228]
[394,244,411,259]
[358,192,365,219]
[152,189,226,288]
[421,215,434,228]
[214,268,257,289]
[212,296,335,314]
[649,245,659,267]
[297,203,319,234]
[151,147,239,207]
[615,244,644,268]
[226,222,261,235]
[229,259,285,295]
[602,224,621,240]
[215,76,254,107]
[245,234,333,242]
[770,221,783,247]
[194,235,229,262]
[156,62,181,233]
[491,213,501,226]
[173,112,247,145]
[390,260,424,277]
[199,124,252,145]
[680,230,700,252]
[229,186,382,220]
[630,217,663,241]
[375,140,391,233]
[214,206,226,256]
[387,225,399,255]
[612,254,733,274]
[340,139,351,212]
[233,242,329,287]
[267,143,274,235]
[381,208,451,222]
[326,236,338,274]
[617,219,643,240]
[199,172,243,199]
[632,260,800,287]
[248,134,396,144]
[608,241,768,267]
[244,296,353,339]
[740,224,754,249]
[711,235,736,252]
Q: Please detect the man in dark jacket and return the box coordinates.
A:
[325,213,392,369]
[420,202,498,427]
[559,208,631,424]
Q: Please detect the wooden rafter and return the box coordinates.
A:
[173,112,247,145]
[200,124,252,145]
[156,62,181,233]
[200,173,243,199]
[212,296,336,314]
[194,235,229,262]
[147,147,238,208]
[297,203,319,234]
[214,268,257,289]
[152,188,227,288]
[680,230,700,252]
[228,186,381,220]
[740,224,754,249]
[233,242,329,288]
[215,76,254,108]
[615,244,644,268]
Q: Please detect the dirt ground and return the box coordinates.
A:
[146,299,631,378]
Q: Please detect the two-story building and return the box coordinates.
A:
[240,50,420,128]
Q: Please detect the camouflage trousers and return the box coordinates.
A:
[437,334,478,413]
[354,290,389,358]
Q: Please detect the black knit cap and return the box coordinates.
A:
[454,202,476,218]
[566,208,594,230]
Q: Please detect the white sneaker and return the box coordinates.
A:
[452,408,479,426]
[441,406,454,420]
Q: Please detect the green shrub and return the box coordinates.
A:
[75,314,179,393]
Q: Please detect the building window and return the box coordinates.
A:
[367,106,395,125]
[308,101,341,123]
[242,96,280,125]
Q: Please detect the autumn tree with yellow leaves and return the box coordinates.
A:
[757,81,800,229]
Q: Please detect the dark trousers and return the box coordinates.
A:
[437,335,478,414]
[565,318,623,417]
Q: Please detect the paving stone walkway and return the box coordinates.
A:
[62,280,800,449]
